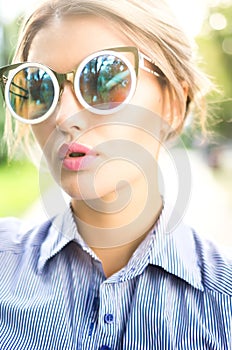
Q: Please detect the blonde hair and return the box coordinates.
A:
[4,0,212,156]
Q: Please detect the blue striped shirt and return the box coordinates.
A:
[0,206,231,350]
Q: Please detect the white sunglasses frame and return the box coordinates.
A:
[0,46,165,124]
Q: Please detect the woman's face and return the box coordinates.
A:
[28,16,171,200]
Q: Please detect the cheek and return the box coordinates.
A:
[132,74,165,116]
[31,120,55,149]
[94,124,161,161]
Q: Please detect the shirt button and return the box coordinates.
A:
[99,346,111,350]
[104,313,114,324]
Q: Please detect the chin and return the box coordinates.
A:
[55,165,138,203]
[60,180,109,201]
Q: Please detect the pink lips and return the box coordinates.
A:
[58,143,98,171]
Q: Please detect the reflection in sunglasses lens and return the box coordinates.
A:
[79,54,132,110]
[9,67,55,120]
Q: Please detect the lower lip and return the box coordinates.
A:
[62,155,97,171]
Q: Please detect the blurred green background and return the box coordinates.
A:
[0,7,40,217]
[0,0,231,244]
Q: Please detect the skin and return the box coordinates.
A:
[28,16,187,277]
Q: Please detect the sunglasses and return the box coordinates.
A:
[0,46,165,124]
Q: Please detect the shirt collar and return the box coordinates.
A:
[38,204,102,272]
[148,204,204,291]
[37,203,204,291]
[38,205,84,272]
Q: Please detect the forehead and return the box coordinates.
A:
[28,16,133,72]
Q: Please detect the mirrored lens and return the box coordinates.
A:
[7,66,55,120]
[79,54,132,110]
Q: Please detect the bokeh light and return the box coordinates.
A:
[209,12,227,30]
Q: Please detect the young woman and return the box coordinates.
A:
[0,1,231,349]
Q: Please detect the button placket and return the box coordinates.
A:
[100,283,116,327]
[97,282,118,350]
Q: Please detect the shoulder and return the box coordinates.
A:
[0,216,53,253]
[193,230,232,296]
[0,216,23,233]
[0,217,25,247]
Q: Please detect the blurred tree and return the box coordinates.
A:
[0,17,19,162]
[196,1,232,140]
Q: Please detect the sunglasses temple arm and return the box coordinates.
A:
[0,83,4,100]
[0,64,23,101]
[139,52,167,79]
[0,72,5,100]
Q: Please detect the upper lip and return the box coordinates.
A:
[58,143,97,160]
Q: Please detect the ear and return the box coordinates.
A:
[163,81,189,131]
[163,81,189,139]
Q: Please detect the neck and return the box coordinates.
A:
[71,171,162,249]
[71,170,162,277]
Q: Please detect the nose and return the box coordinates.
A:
[55,81,87,134]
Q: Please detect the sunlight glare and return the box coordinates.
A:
[0,0,227,38]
